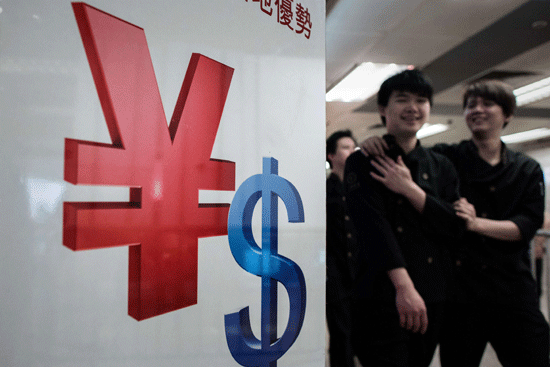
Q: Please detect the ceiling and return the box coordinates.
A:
[325,0,550,149]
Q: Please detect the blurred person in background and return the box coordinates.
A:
[326,130,358,366]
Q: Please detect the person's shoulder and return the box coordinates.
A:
[344,151,371,192]
[506,147,542,172]
[506,146,533,162]
[346,149,368,168]
[349,149,366,161]
[430,140,468,154]
[424,145,456,168]
[429,140,473,166]
[326,174,341,196]
[326,173,336,187]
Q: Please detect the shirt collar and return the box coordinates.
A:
[465,139,511,165]
[382,134,423,160]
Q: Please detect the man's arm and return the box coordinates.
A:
[369,153,464,239]
[454,197,522,241]
[474,219,522,240]
[455,162,545,245]
[387,267,428,334]
[344,152,406,273]
[508,163,545,242]
[344,152,428,333]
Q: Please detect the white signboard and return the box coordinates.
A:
[0,1,326,366]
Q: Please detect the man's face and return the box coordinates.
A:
[379,91,430,138]
[463,95,509,137]
[329,136,356,171]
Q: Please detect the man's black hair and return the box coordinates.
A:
[377,69,433,125]
[326,129,356,168]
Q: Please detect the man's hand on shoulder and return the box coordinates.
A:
[361,135,388,157]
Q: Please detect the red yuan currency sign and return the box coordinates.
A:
[64,3,235,321]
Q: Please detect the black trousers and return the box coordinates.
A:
[440,302,550,367]
[327,298,356,367]
[351,299,444,367]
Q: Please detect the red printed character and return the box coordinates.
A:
[296,3,312,39]
[64,3,235,321]
[276,0,294,30]
[247,0,273,16]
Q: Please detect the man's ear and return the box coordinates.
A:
[327,153,334,163]
[503,115,512,129]
[378,105,386,117]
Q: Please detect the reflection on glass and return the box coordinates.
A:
[26,178,66,221]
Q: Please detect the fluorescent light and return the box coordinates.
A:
[326,63,411,102]
[514,76,550,106]
[501,128,550,144]
[416,123,449,139]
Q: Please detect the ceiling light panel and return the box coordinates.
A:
[501,128,550,144]
[417,123,449,139]
[326,63,411,102]
[514,76,550,107]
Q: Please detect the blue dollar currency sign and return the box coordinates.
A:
[225,157,306,367]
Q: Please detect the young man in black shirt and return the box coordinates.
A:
[344,69,464,366]
[434,81,549,367]
[362,80,550,366]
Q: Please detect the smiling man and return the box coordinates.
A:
[344,69,464,366]
[432,80,550,367]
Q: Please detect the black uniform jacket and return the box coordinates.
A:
[326,173,359,303]
[432,140,545,306]
[344,135,464,304]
